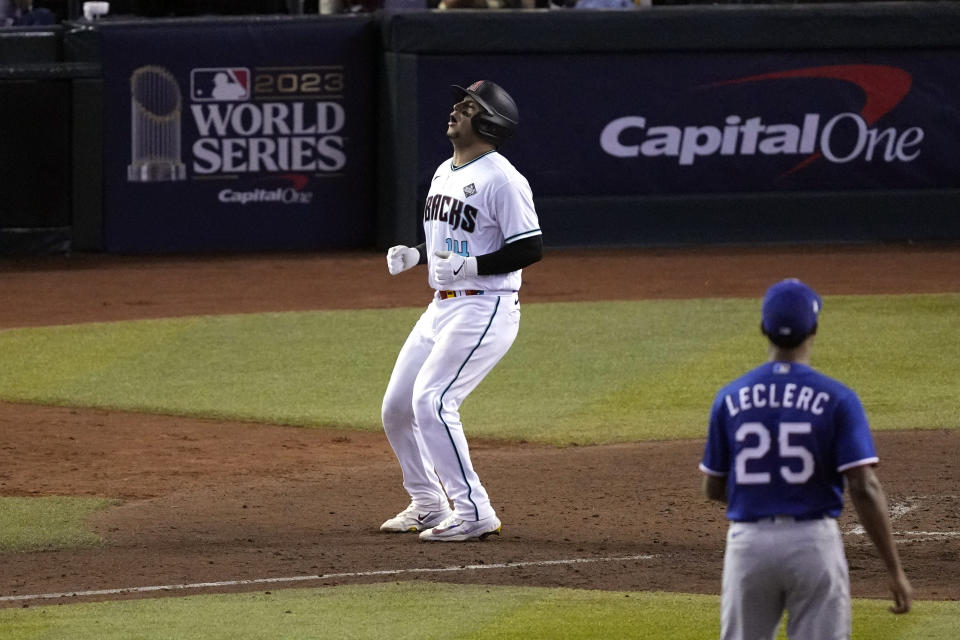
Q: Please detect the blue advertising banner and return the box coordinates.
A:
[100,18,376,253]
[417,52,960,199]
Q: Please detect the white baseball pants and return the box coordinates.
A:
[721,517,851,640]
[381,292,520,521]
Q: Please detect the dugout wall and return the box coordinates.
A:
[0,26,76,254]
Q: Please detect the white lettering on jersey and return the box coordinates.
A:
[811,392,829,415]
[725,384,831,418]
[724,394,740,418]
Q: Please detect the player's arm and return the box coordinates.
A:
[844,463,912,614]
[700,398,730,504]
[433,235,542,284]
[386,242,427,275]
[701,474,727,503]
[476,234,542,274]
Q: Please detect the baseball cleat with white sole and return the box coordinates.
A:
[380,504,454,533]
[418,513,502,542]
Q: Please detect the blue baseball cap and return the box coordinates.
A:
[761,279,822,341]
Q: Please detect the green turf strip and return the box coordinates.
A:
[0,497,115,552]
[0,294,956,444]
[0,583,954,640]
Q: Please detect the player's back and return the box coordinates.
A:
[707,361,876,522]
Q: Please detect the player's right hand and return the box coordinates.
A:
[888,570,912,614]
[386,245,420,275]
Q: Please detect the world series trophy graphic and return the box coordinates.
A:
[127,66,186,182]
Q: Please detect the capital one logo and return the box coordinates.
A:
[600,65,924,173]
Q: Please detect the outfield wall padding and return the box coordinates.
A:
[377,3,960,248]
[3,4,960,254]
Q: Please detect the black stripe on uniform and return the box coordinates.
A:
[436,296,501,521]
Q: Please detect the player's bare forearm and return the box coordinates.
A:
[702,474,728,504]
[846,466,903,573]
[845,464,913,614]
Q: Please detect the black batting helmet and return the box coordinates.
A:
[451,80,519,146]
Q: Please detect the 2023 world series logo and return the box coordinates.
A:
[190,66,347,175]
[127,64,347,205]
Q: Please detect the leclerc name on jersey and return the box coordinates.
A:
[424,193,478,233]
[723,382,831,418]
[600,112,924,166]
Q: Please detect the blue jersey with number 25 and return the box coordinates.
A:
[699,361,878,522]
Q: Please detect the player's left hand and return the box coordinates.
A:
[433,251,478,285]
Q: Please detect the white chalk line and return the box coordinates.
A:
[894,533,960,544]
[0,553,659,604]
[843,495,959,539]
[4,496,954,604]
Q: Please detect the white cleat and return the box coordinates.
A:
[418,513,502,542]
[380,504,454,533]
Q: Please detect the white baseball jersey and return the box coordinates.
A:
[423,150,541,292]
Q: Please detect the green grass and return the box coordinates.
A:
[0,583,954,640]
[0,294,956,444]
[0,497,115,552]
[1,294,956,637]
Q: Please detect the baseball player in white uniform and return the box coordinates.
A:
[700,279,911,639]
[380,80,542,542]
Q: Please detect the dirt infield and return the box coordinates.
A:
[0,245,958,607]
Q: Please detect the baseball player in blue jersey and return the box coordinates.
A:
[379,80,542,542]
[700,278,911,639]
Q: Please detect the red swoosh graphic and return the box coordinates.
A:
[707,65,912,175]
[276,173,310,190]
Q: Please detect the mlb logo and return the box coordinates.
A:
[190,68,250,102]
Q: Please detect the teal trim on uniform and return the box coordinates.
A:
[437,296,501,521]
[450,150,497,172]
[505,229,542,243]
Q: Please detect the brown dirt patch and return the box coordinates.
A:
[0,245,957,607]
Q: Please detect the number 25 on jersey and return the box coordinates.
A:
[735,421,815,485]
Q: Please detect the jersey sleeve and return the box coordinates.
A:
[493,176,541,244]
[699,394,730,476]
[834,388,879,472]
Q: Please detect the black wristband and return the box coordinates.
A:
[414,242,427,265]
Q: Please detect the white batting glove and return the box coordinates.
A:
[433,251,478,285]
[386,245,421,275]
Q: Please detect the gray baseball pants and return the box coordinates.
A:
[721,517,851,640]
